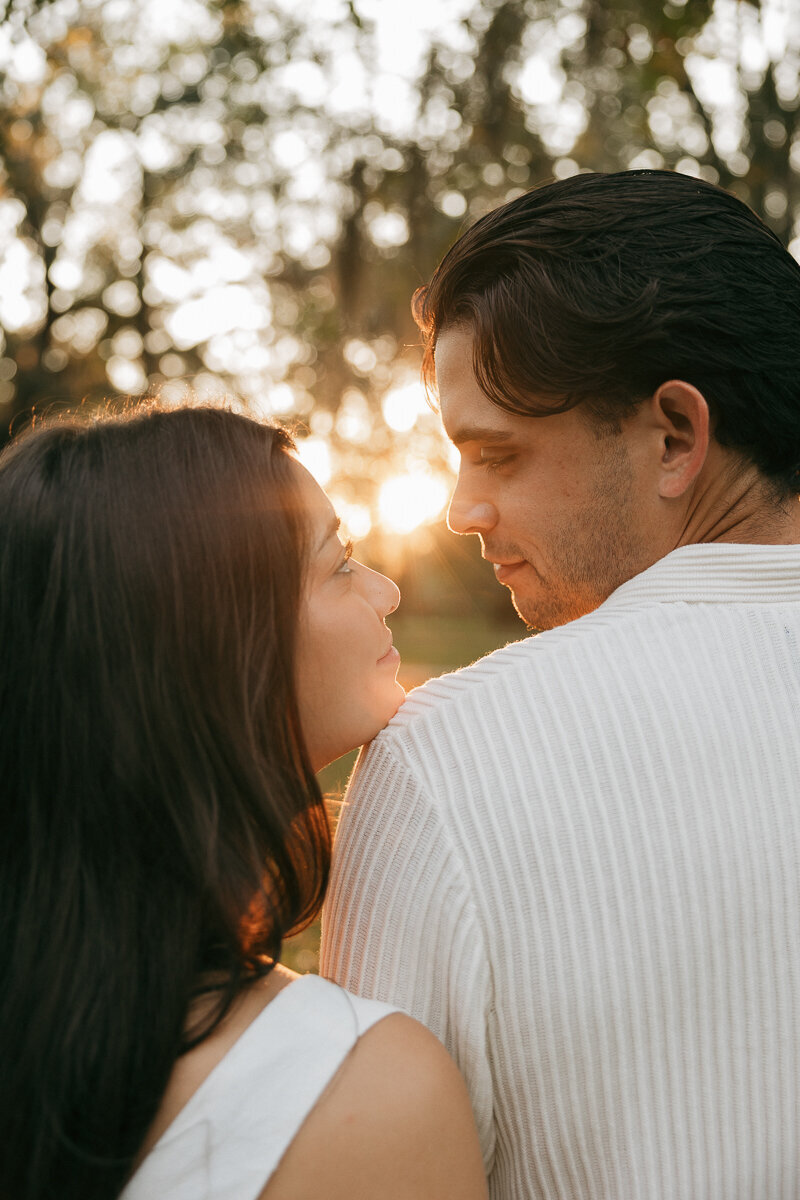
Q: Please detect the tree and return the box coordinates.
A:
[1,0,797,539]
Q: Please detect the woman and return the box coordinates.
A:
[0,405,487,1200]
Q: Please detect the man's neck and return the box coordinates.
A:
[677,455,800,549]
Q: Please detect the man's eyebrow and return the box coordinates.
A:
[449,425,515,447]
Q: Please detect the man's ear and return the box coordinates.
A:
[651,380,710,499]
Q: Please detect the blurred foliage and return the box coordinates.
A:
[389,610,523,680]
[1,0,799,535]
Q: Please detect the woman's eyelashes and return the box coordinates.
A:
[335,539,355,575]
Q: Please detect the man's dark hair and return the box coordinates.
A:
[413,169,800,493]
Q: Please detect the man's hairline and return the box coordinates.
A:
[431,315,631,441]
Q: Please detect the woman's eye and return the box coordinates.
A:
[335,539,355,574]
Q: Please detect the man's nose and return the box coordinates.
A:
[447,480,499,536]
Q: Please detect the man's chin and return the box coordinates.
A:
[508,589,550,631]
[509,587,598,632]
[495,562,577,630]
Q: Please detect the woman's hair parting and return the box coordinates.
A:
[414,169,800,493]
[0,404,330,1200]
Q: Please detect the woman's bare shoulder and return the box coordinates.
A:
[260,1012,488,1200]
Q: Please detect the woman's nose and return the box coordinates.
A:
[359,564,400,617]
[379,572,401,617]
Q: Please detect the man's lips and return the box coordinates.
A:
[490,559,528,586]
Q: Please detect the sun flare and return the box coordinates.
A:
[378,471,449,534]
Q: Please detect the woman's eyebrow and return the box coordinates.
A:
[316,515,341,553]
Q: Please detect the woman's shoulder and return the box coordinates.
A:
[127,971,401,1194]
[127,972,486,1200]
[260,1010,488,1200]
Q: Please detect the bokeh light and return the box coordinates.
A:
[382,381,430,433]
[1,0,798,546]
[296,436,332,486]
[330,498,373,540]
[378,472,449,534]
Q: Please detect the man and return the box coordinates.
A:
[320,170,800,1198]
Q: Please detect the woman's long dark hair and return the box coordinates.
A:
[0,405,330,1200]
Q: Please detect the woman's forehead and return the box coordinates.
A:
[291,458,337,534]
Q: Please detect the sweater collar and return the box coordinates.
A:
[600,542,800,609]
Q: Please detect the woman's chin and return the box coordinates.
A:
[364,685,406,744]
[388,678,407,717]
[355,685,408,751]
[312,688,407,772]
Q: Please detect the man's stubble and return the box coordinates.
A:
[511,436,648,632]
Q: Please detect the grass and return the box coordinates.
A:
[389,611,522,679]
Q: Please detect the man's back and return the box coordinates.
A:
[321,544,800,1199]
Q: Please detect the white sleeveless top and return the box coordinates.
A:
[122,975,397,1200]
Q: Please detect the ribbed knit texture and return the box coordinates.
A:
[321,543,800,1200]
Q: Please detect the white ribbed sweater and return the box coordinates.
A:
[321,544,800,1200]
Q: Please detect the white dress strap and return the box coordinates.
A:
[122,975,398,1200]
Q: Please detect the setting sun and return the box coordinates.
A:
[378,471,449,534]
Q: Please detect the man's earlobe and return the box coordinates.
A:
[652,380,710,499]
